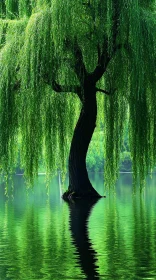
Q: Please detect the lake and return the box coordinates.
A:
[0,173,156,280]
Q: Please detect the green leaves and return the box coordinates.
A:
[0,0,156,189]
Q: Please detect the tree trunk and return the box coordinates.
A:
[62,83,102,200]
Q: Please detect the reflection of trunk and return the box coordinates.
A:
[62,85,101,200]
[68,198,101,279]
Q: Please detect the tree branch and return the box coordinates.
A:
[90,3,121,83]
[73,39,87,81]
[13,76,82,99]
[51,80,81,94]
[96,87,117,95]
[64,38,87,82]
[90,41,126,83]
[42,70,81,95]
[44,78,82,99]
[96,88,110,95]
[90,43,111,83]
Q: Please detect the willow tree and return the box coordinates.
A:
[0,0,156,199]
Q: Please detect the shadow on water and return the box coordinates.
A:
[66,198,101,280]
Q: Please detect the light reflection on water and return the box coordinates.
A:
[0,174,156,279]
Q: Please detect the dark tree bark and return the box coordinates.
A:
[62,80,104,200]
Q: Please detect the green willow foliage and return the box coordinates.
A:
[0,0,156,188]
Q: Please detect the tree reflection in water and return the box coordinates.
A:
[67,198,102,279]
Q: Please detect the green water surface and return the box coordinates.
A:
[0,174,156,280]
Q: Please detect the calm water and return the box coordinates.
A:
[0,173,156,280]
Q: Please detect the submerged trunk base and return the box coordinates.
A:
[62,187,106,201]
